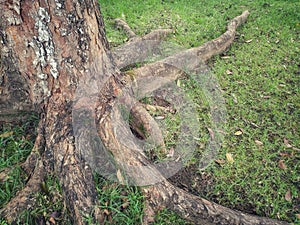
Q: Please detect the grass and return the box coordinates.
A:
[1,0,299,224]
[0,117,37,210]
[93,175,144,224]
[100,0,299,223]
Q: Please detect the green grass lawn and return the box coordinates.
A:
[1,0,299,224]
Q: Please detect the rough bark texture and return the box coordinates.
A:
[0,1,290,225]
[0,0,109,224]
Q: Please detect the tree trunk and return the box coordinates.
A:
[0,1,289,225]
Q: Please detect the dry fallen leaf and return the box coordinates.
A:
[207,127,215,139]
[103,209,110,215]
[155,115,165,120]
[122,201,130,209]
[279,152,292,157]
[284,138,292,148]
[254,140,263,146]
[0,131,13,138]
[226,153,234,164]
[221,55,231,59]
[215,158,226,165]
[231,93,238,103]
[278,160,287,170]
[262,95,271,99]
[245,39,253,43]
[226,69,233,75]
[166,147,174,158]
[234,130,243,136]
[49,217,56,224]
[296,214,300,219]
[285,189,292,202]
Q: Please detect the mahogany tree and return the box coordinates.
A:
[0,0,289,224]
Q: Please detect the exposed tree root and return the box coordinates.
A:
[44,98,100,225]
[97,97,289,224]
[112,27,173,68]
[0,120,46,222]
[130,103,166,152]
[21,120,46,175]
[114,18,137,39]
[130,10,250,83]
[144,181,290,225]
[0,160,44,224]
[96,10,289,225]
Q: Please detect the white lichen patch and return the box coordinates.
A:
[37,73,48,80]
[31,7,59,79]
[55,0,63,10]
[6,0,22,25]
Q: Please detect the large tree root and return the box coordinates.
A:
[112,19,173,69]
[97,102,289,224]
[0,120,46,223]
[96,10,289,225]
[144,181,290,225]
[0,160,45,223]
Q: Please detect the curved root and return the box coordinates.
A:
[0,159,44,224]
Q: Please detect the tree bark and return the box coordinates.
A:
[0,1,289,225]
[1,0,109,224]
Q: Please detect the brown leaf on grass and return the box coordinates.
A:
[95,207,105,223]
[279,152,292,157]
[278,160,287,170]
[234,130,243,136]
[262,95,271,99]
[122,201,130,209]
[226,153,234,164]
[103,209,110,215]
[155,115,165,120]
[166,147,174,158]
[226,69,233,75]
[245,39,253,43]
[215,158,226,165]
[49,216,56,224]
[285,189,292,202]
[221,55,231,59]
[254,140,263,146]
[207,127,215,139]
[0,131,13,138]
[296,214,300,219]
[284,138,292,148]
[231,93,238,103]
